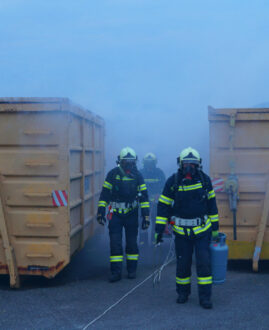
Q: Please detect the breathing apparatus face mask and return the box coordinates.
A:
[144,160,156,170]
[182,163,197,177]
[120,159,137,173]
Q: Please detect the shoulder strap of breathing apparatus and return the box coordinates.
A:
[112,166,140,202]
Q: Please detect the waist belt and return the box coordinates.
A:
[171,216,206,227]
[111,201,138,209]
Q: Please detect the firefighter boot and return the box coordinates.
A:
[200,298,213,309]
[109,273,122,283]
[176,293,189,304]
[198,284,212,309]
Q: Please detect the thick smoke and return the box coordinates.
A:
[0,0,269,177]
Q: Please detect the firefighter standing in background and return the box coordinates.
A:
[140,153,166,199]
[97,147,150,282]
[155,147,219,309]
[140,153,166,244]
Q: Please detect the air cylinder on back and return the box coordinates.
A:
[210,232,228,284]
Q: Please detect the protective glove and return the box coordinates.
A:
[212,230,219,241]
[155,232,163,245]
[97,207,106,226]
[142,216,150,230]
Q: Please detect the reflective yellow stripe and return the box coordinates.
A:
[114,208,134,214]
[159,194,174,205]
[172,225,185,235]
[156,216,168,225]
[209,214,219,223]
[126,254,139,260]
[197,276,212,285]
[115,175,134,181]
[193,218,212,235]
[176,277,191,285]
[98,201,107,207]
[208,189,216,199]
[178,183,202,191]
[144,178,159,182]
[122,177,134,181]
[139,184,147,191]
[110,255,123,262]
[140,202,150,208]
[103,181,112,190]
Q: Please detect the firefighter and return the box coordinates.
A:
[155,147,219,309]
[140,153,166,244]
[97,147,150,282]
[140,153,166,200]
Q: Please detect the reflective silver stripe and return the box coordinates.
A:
[110,255,123,262]
[139,184,147,191]
[172,226,185,235]
[193,218,212,234]
[98,201,107,207]
[126,254,139,260]
[156,216,168,225]
[171,216,205,227]
[103,181,112,189]
[111,201,138,209]
[209,214,219,222]
[176,277,191,285]
[159,194,174,205]
[197,276,212,285]
[144,178,159,182]
[178,183,202,191]
[140,202,150,208]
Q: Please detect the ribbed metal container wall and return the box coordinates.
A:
[209,106,269,260]
[0,98,105,278]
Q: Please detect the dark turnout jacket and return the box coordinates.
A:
[98,166,150,217]
[140,167,166,199]
[155,170,219,237]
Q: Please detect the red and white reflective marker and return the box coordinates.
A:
[52,190,68,206]
[212,178,225,192]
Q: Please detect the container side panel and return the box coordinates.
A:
[209,108,269,260]
[0,113,62,146]
[69,113,105,257]
[0,107,70,277]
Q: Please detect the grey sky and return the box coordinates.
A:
[1,0,269,173]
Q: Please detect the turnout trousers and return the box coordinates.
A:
[108,210,139,275]
[175,229,212,301]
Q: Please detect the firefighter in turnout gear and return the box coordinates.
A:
[155,147,219,309]
[97,147,150,282]
[140,153,166,245]
[140,153,166,199]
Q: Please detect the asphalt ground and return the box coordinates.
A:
[0,229,269,330]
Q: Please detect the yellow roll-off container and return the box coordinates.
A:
[209,106,269,271]
[0,98,105,287]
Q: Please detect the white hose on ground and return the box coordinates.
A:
[82,238,175,329]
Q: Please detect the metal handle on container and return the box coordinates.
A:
[26,253,53,258]
[24,161,54,167]
[23,130,53,136]
[26,223,53,228]
[24,192,51,198]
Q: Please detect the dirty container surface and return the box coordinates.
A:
[209,106,269,265]
[0,98,105,286]
[210,233,228,284]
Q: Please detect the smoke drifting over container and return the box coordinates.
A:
[0,1,269,176]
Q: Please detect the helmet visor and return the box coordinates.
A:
[181,159,200,165]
